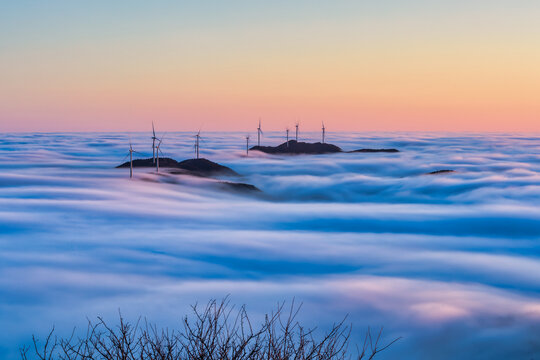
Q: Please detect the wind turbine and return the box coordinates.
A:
[246,135,250,156]
[128,142,134,178]
[121,138,142,178]
[257,118,263,146]
[295,122,299,142]
[194,130,201,159]
[151,121,159,164]
[286,127,290,148]
[322,121,326,143]
[155,134,165,173]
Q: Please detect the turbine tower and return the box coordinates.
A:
[295,122,299,142]
[246,135,250,156]
[155,135,165,173]
[257,118,263,146]
[151,121,158,164]
[128,142,134,178]
[286,127,290,148]
[194,131,201,159]
[322,121,326,143]
[122,138,141,178]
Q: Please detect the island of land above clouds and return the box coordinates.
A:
[117,157,239,176]
[117,157,261,194]
[250,140,399,154]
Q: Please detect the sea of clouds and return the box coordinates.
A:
[0,132,539,359]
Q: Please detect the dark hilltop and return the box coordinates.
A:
[117,157,261,194]
[426,169,456,175]
[116,157,239,176]
[117,157,179,168]
[250,140,398,155]
[175,158,239,176]
[250,140,341,154]
[350,148,399,153]
[217,181,262,193]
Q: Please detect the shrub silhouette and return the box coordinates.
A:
[21,299,399,360]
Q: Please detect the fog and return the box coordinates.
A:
[0,132,539,359]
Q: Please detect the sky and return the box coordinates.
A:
[1,0,539,132]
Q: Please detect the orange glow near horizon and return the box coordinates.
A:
[1,1,539,132]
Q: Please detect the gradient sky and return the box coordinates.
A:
[1,0,539,132]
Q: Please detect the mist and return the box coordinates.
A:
[0,132,539,359]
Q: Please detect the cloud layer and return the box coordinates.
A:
[0,132,539,359]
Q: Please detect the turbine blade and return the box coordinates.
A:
[152,121,155,137]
